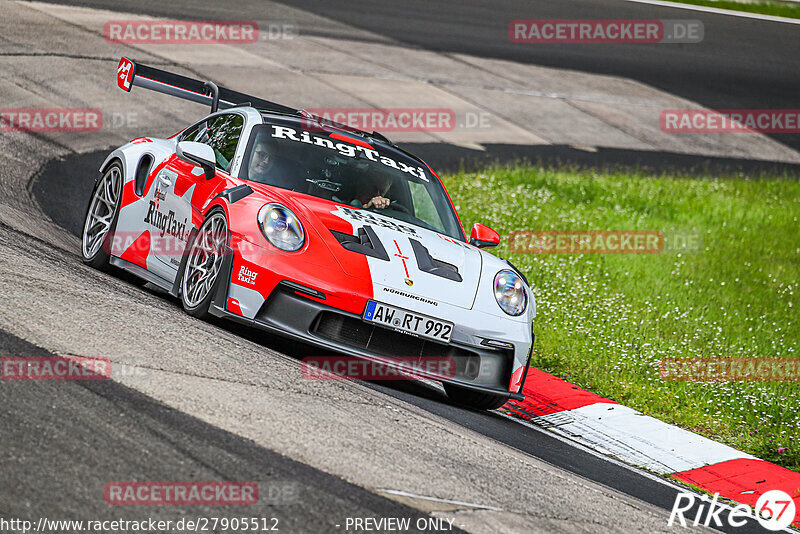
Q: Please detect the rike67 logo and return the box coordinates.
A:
[669,489,797,531]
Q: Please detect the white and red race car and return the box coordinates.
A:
[82,57,535,409]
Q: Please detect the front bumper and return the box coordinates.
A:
[209,252,529,400]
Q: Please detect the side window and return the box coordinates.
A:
[179,122,202,142]
[206,114,244,171]
[409,181,444,230]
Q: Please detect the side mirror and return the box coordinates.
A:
[469,223,500,249]
[176,141,216,180]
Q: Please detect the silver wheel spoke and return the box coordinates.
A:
[95,212,113,226]
[87,220,107,235]
[104,177,114,205]
[82,167,121,260]
[87,232,104,253]
[181,212,228,309]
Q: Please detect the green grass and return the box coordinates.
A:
[666,0,800,19]
[442,165,800,470]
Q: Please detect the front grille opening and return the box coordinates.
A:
[311,311,480,379]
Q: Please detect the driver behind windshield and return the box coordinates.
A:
[352,172,392,210]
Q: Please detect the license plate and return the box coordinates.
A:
[363,300,453,343]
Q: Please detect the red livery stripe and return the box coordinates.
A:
[329,132,374,150]
[119,230,150,269]
[226,298,243,316]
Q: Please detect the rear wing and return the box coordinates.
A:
[116,56,295,114]
[115,56,392,143]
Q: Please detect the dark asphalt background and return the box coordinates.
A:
[0,330,451,533]
[39,0,800,172]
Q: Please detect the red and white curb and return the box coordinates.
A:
[500,368,800,526]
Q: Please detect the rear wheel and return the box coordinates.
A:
[180,209,229,319]
[443,383,509,410]
[81,163,122,270]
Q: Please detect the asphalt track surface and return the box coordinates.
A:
[6,0,798,533]
[0,331,452,533]
[30,152,772,534]
[39,0,800,173]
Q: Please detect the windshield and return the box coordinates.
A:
[240,120,464,240]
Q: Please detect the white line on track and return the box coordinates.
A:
[374,489,503,511]
[624,0,800,25]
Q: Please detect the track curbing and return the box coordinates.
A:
[500,367,800,526]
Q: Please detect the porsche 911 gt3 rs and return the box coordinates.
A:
[82,57,536,409]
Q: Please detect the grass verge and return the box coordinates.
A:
[443,165,800,470]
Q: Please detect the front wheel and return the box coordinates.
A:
[81,163,122,270]
[180,209,229,319]
[443,383,509,410]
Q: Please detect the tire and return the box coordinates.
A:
[443,383,509,410]
[180,208,229,319]
[81,162,123,271]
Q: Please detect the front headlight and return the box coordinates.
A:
[258,203,305,251]
[493,270,527,316]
